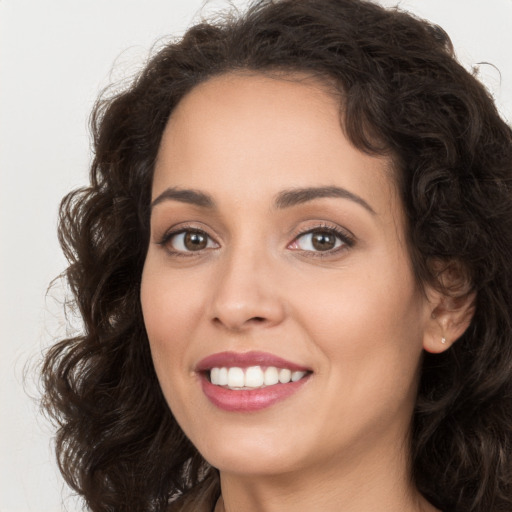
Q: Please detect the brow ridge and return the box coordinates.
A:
[150,187,215,210]
[274,186,375,214]
[150,185,375,215]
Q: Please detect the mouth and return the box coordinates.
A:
[196,351,312,412]
[207,365,310,390]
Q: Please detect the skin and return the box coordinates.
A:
[140,72,463,511]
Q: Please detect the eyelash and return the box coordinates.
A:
[289,223,355,258]
[158,224,217,257]
[157,223,355,258]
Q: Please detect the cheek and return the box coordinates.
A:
[293,258,426,402]
[140,264,206,389]
[140,265,214,435]
[141,260,207,340]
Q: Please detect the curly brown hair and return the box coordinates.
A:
[42,0,512,511]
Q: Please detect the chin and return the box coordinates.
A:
[193,427,310,476]
[206,448,304,476]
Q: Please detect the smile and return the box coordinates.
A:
[197,351,312,412]
[209,366,308,389]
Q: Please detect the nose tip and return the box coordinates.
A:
[212,297,285,332]
[209,258,286,332]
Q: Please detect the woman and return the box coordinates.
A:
[42,0,512,511]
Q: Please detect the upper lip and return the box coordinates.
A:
[196,351,311,372]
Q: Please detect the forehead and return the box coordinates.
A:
[153,72,395,218]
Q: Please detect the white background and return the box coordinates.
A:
[1,1,511,511]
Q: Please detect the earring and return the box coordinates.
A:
[441,337,447,344]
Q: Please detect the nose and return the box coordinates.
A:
[209,246,286,332]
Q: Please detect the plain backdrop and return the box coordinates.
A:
[1,1,511,511]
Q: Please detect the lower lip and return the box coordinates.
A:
[200,374,310,412]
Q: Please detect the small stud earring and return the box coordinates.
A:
[441,337,447,344]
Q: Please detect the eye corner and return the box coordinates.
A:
[158,225,220,256]
[287,223,356,256]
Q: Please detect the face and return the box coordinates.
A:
[141,73,433,478]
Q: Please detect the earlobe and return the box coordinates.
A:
[422,289,476,354]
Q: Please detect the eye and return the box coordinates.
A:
[162,228,218,253]
[288,226,353,253]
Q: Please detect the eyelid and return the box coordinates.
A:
[157,223,220,255]
[156,221,215,242]
[154,221,355,257]
[287,223,356,254]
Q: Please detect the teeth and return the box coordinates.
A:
[218,367,228,386]
[245,366,264,387]
[291,371,306,382]
[278,368,291,383]
[209,365,308,389]
[227,367,244,388]
[264,367,279,386]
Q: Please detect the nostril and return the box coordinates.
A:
[212,316,264,322]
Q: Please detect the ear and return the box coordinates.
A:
[422,262,476,354]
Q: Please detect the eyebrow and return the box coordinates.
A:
[151,187,215,210]
[150,185,375,215]
[274,186,376,214]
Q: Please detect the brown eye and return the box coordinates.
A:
[184,231,208,250]
[311,231,337,251]
[165,229,218,253]
[289,228,346,253]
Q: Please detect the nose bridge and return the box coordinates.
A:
[209,236,285,330]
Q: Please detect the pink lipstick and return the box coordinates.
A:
[196,351,310,372]
[196,351,312,412]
